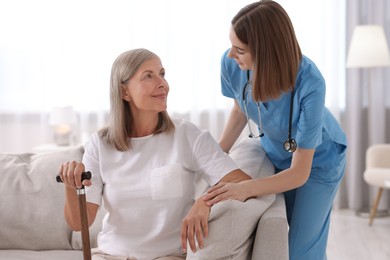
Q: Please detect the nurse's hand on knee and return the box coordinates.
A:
[203,181,251,206]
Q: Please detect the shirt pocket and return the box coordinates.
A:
[150,163,183,200]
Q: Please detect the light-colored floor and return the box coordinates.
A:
[327,209,390,260]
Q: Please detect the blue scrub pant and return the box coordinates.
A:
[283,147,346,260]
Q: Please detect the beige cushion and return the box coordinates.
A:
[365,144,390,168]
[364,144,390,188]
[364,169,390,187]
[0,146,84,250]
[0,250,83,260]
[187,138,275,259]
[229,137,274,180]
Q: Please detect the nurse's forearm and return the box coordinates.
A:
[219,100,246,153]
[247,169,306,196]
[247,148,314,196]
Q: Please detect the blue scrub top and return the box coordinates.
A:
[221,49,347,171]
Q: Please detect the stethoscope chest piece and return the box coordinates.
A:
[283,138,297,153]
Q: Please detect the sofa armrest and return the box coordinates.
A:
[251,193,289,260]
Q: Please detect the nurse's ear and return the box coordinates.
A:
[121,84,132,102]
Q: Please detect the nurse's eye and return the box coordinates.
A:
[145,73,152,79]
[160,69,165,78]
[236,48,244,55]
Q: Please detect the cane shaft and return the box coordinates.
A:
[77,189,91,260]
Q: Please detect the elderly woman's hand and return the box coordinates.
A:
[181,197,211,253]
[58,161,92,189]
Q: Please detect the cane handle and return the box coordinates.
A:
[56,171,91,183]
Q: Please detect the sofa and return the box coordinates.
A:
[0,138,288,260]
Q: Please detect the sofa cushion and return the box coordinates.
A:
[229,137,275,179]
[0,250,83,260]
[0,146,84,250]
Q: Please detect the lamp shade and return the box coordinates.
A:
[49,106,77,126]
[346,25,390,68]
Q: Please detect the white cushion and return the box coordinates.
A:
[364,144,390,188]
[364,168,390,187]
[0,146,84,250]
[229,137,274,179]
[366,144,390,168]
[0,250,83,260]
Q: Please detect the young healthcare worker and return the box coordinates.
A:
[203,1,347,259]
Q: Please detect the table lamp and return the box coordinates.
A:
[347,25,390,68]
[346,24,390,143]
[49,106,78,146]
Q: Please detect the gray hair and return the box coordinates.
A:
[99,48,174,151]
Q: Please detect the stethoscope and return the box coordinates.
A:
[242,70,297,153]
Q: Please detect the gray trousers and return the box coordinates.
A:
[92,249,185,260]
[186,195,275,260]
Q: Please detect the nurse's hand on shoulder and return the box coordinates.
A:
[181,197,211,253]
[203,180,253,206]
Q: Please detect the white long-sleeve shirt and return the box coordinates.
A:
[84,118,238,259]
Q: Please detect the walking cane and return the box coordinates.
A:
[56,171,92,260]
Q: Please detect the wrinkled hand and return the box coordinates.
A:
[203,180,252,206]
[58,161,92,189]
[181,197,210,253]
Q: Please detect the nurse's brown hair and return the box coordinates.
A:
[232,0,302,101]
